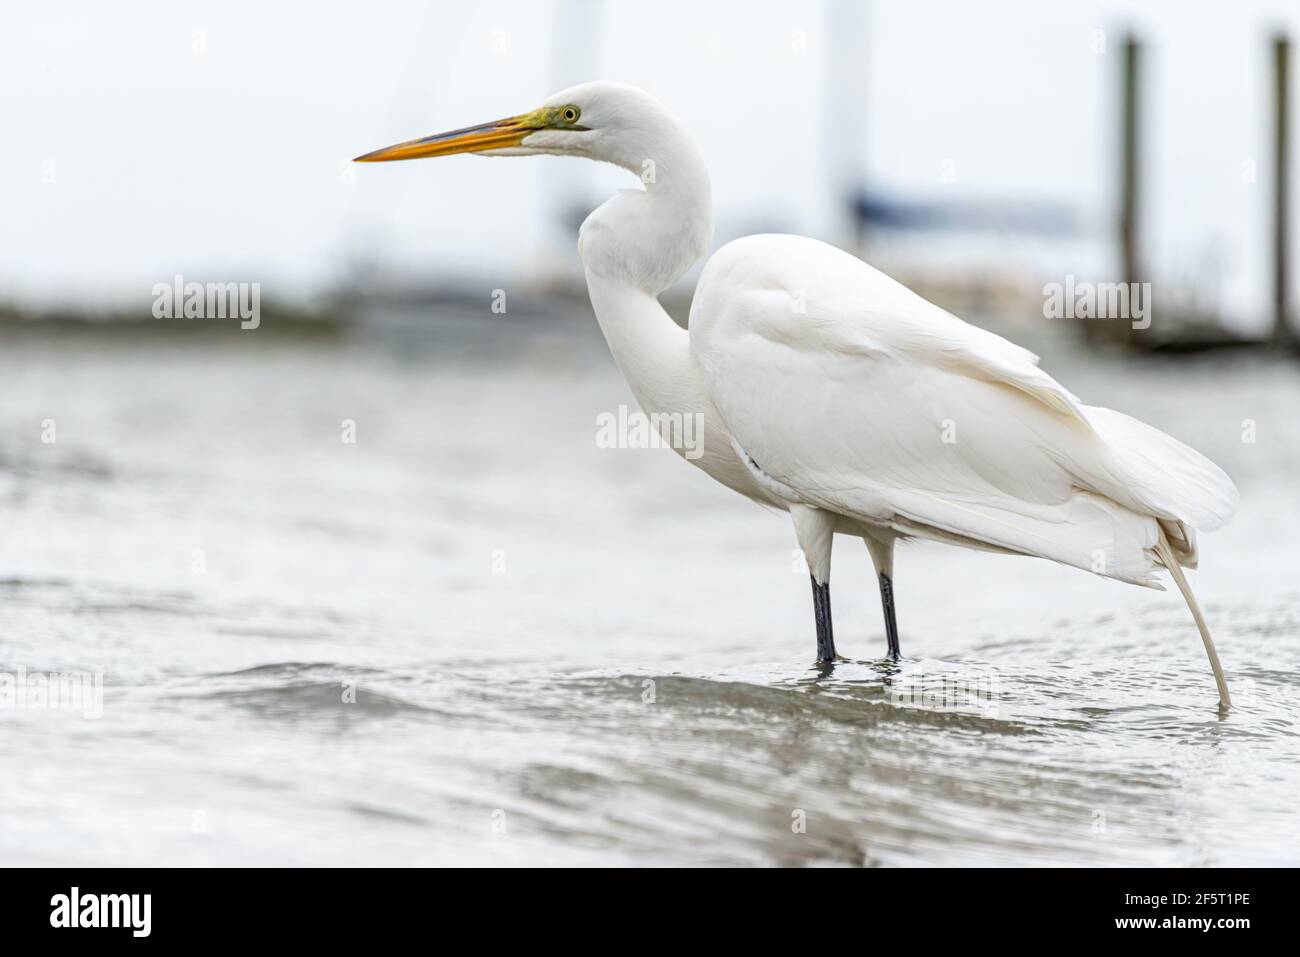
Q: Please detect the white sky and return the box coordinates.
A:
[3,0,1299,331]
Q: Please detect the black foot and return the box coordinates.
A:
[811,575,836,662]
[879,571,900,660]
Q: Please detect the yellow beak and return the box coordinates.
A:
[353,115,535,163]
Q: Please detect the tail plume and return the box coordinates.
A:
[1085,406,1239,566]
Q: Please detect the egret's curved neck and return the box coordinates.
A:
[577,114,712,415]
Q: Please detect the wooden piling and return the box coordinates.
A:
[1272,34,1291,347]
[1119,34,1142,345]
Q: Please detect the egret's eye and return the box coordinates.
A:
[562,106,580,124]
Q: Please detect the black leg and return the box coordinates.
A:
[878,572,900,659]
[810,575,836,662]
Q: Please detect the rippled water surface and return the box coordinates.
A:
[2,315,1298,865]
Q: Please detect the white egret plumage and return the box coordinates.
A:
[356,82,1239,707]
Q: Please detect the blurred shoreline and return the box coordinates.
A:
[2,272,1287,358]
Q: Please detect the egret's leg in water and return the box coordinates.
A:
[878,573,900,659]
[791,504,837,663]
[866,536,901,659]
[810,576,835,662]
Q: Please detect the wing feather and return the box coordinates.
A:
[689,235,1235,582]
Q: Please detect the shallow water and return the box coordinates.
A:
[1,314,1298,866]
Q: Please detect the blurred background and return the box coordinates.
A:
[2,0,1300,338]
[2,1,1299,867]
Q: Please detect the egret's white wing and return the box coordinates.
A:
[689,235,1237,585]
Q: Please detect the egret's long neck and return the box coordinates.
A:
[577,114,712,415]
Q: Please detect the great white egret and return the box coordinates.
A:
[356,82,1238,707]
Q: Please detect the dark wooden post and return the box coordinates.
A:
[1119,34,1142,345]
[1272,34,1291,346]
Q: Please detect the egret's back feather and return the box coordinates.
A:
[690,233,1238,585]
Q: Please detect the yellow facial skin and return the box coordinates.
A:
[353,106,585,162]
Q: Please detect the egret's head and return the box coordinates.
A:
[353,81,669,169]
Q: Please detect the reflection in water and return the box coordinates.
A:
[1,318,1297,865]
